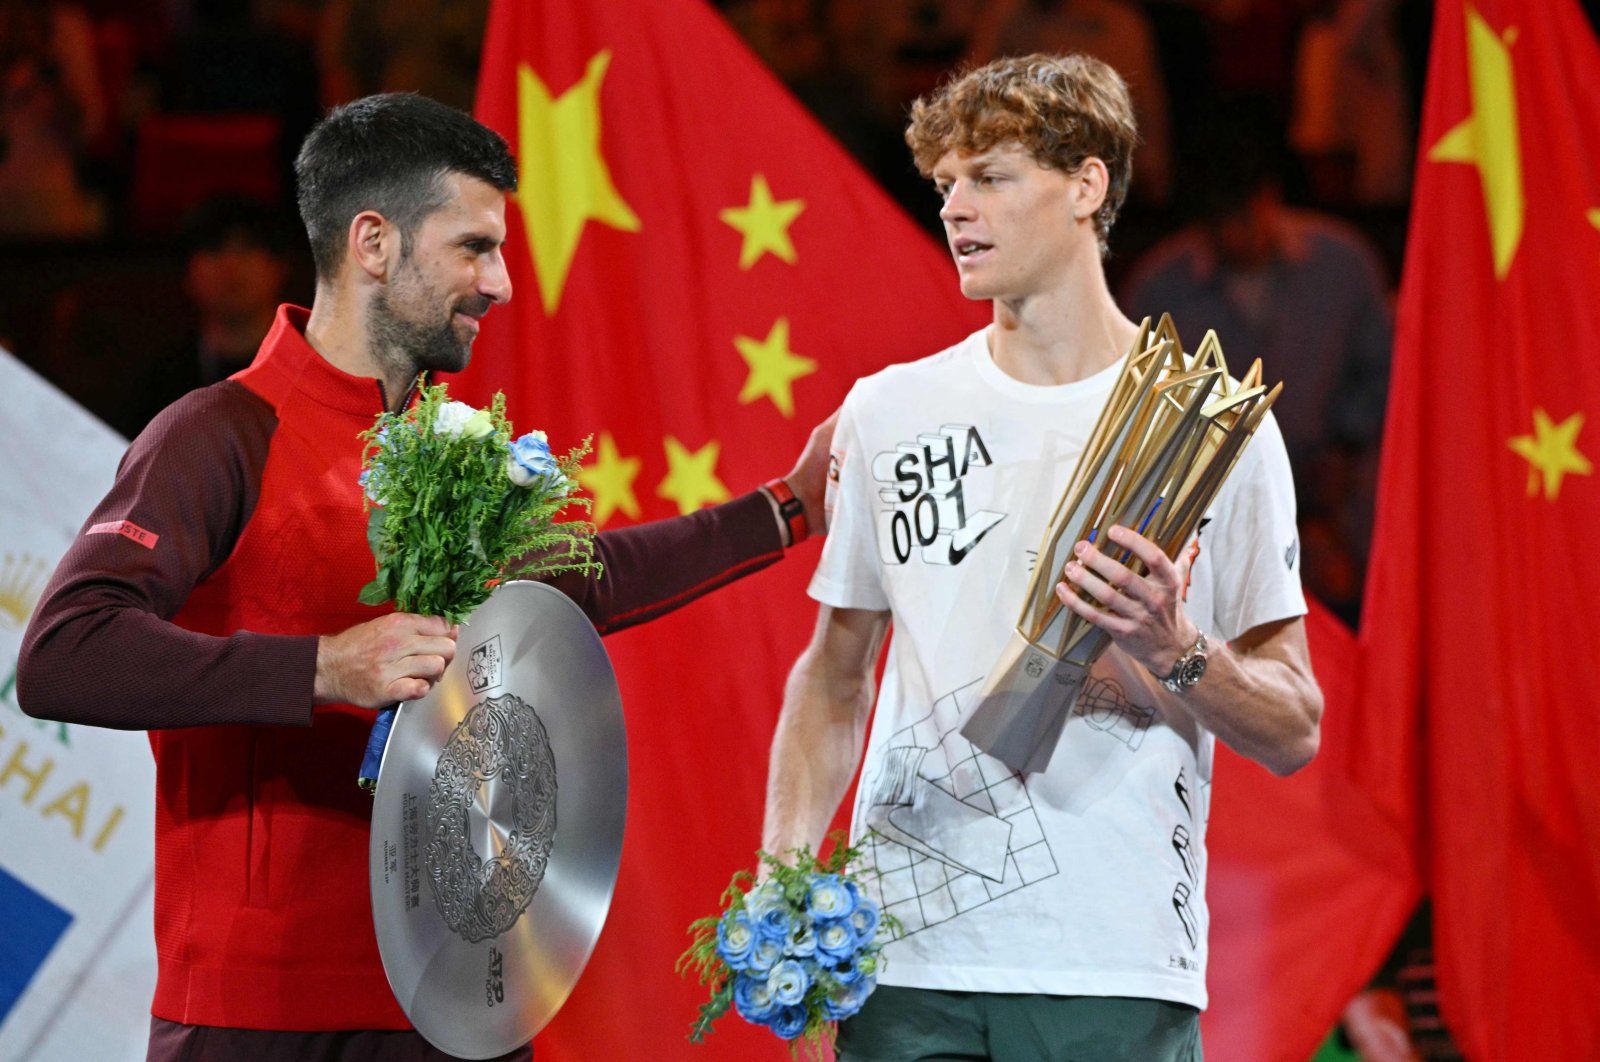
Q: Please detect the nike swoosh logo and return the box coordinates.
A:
[947,512,1005,563]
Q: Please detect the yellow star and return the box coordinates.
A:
[1427,5,1522,279]
[719,174,805,270]
[733,317,817,418]
[1508,408,1592,501]
[657,436,731,515]
[575,431,642,526]
[1589,208,1600,233]
[516,54,642,315]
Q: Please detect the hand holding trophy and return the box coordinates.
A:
[961,315,1281,774]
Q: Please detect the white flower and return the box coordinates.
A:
[434,401,493,439]
[745,879,787,919]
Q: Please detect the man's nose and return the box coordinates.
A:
[939,184,973,223]
[480,249,513,304]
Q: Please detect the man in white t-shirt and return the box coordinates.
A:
[761,53,1324,1061]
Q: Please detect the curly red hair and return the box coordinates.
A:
[906,53,1139,252]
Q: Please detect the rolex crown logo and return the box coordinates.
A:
[0,552,49,630]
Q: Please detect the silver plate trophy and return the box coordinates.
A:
[369,580,627,1059]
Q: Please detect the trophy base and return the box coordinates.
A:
[960,632,1088,775]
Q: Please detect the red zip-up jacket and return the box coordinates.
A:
[19,306,787,1030]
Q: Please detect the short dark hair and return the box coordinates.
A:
[294,93,519,279]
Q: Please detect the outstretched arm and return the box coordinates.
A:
[762,604,890,857]
[541,408,838,634]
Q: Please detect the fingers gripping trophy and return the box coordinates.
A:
[961,314,1282,775]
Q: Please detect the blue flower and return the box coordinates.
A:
[830,955,865,985]
[753,903,791,943]
[715,910,757,971]
[785,912,817,958]
[745,878,785,912]
[767,958,811,1006]
[506,431,563,488]
[848,893,880,944]
[807,873,852,921]
[820,974,874,1022]
[358,467,383,505]
[732,972,777,1023]
[746,936,783,974]
[814,918,857,964]
[767,1003,808,1040]
[844,878,863,911]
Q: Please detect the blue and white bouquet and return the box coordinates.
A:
[678,833,895,1052]
[354,379,599,790]
[356,379,599,624]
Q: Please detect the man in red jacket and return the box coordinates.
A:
[19,93,829,1062]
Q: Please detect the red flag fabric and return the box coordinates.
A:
[1203,599,1419,1062]
[460,1,984,1057]
[1358,2,1600,1058]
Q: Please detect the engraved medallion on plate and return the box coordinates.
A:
[427,694,558,943]
[369,580,628,1060]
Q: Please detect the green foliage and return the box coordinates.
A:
[356,382,601,623]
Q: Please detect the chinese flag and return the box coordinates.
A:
[458,0,984,1057]
[1357,1,1600,1058]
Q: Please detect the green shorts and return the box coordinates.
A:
[835,985,1203,1062]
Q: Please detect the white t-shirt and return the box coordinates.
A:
[810,327,1306,1009]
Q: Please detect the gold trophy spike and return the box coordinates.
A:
[960,317,1282,774]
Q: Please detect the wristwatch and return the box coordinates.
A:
[1156,632,1208,693]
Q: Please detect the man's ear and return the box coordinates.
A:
[348,210,398,281]
[1071,157,1110,222]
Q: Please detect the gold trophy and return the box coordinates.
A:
[960,315,1281,774]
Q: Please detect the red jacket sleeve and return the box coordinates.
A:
[541,489,786,634]
[18,383,320,730]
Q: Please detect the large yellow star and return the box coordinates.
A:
[1427,5,1522,279]
[1508,408,1592,501]
[733,317,817,418]
[657,436,731,515]
[719,174,805,270]
[516,54,641,315]
[1589,208,1600,234]
[575,431,642,526]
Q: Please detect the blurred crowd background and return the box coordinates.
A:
[3,0,1599,625]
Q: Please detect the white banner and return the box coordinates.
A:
[0,349,155,1062]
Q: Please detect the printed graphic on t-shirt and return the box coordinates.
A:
[857,671,1163,938]
[859,678,1056,936]
[1168,765,1207,960]
[870,424,1005,567]
[1171,880,1200,952]
[1077,675,1156,750]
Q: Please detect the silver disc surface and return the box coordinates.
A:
[370,580,627,1059]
